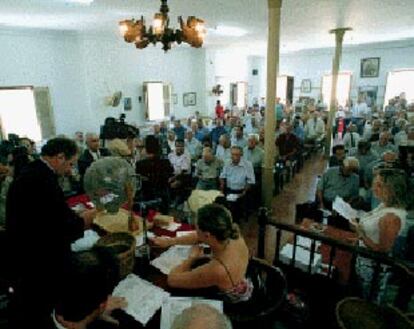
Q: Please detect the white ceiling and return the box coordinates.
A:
[1,0,414,52]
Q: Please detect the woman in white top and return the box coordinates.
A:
[352,168,407,302]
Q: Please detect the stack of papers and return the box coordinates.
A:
[150,245,192,274]
[279,244,322,273]
[160,297,223,329]
[112,274,170,325]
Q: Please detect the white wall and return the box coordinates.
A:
[79,35,207,132]
[0,29,206,136]
[247,38,414,106]
[205,47,250,116]
[0,30,89,135]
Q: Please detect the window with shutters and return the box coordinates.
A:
[143,82,171,121]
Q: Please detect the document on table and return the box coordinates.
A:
[150,245,192,274]
[112,274,170,325]
[332,196,358,221]
[160,297,223,329]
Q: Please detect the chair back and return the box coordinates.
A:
[225,257,287,328]
[336,297,413,329]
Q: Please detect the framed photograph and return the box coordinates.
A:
[183,92,196,107]
[358,85,378,107]
[300,79,311,93]
[123,97,132,111]
[360,57,380,78]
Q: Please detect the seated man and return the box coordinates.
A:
[371,131,397,158]
[275,122,300,164]
[136,135,174,213]
[78,133,110,190]
[243,134,264,173]
[343,124,361,151]
[231,126,247,149]
[211,119,227,150]
[172,304,232,329]
[220,146,255,221]
[196,147,222,191]
[304,108,325,144]
[329,144,346,167]
[168,139,192,204]
[52,248,126,329]
[173,119,186,140]
[317,157,360,210]
[185,130,202,162]
[243,134,264,206]
[215,134,231,164]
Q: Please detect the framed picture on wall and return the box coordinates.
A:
[300,79,311,93]
[123,97,132,111]
[360,57,380,78]
[183,92,196,106]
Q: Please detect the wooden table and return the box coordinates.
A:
[300,218,357,283]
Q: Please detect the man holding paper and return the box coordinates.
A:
[317,157,360,210]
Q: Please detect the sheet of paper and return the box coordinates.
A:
[112,274,170,326]
[176,230,196,237]
[226,193,240,202]
[163,222,182,232]
[296,236,321,250]
[135,231,155,248]
[160,297,223,329]
[71,230,100,252]
[280,244,322,273]
[150,245,192,274]
[332,196,358,221]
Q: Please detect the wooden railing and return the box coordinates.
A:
[257,208,414,310]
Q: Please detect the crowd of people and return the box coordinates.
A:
[0,92,413,327]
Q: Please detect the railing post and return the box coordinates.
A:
[257,207,268,259]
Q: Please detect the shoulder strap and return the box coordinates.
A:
[214,257,236,287]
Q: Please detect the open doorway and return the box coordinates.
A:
[0,87,42,142]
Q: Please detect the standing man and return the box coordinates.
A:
[6,137,96,328]
[352,96,368,135]
[215,100,224,119]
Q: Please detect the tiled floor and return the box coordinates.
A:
[240,152,327,263]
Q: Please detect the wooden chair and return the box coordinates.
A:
[225,257,287,329]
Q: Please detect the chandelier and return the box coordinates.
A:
[119,0,206,52]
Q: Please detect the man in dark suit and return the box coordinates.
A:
[6,137,96,329]
[78,133,110,190]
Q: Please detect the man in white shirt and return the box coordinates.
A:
[352,96,368,135]
[168,139,192,204]
[304,110,325,143]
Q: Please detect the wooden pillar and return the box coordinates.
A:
[325,27,352,157]
[262,0,282,209]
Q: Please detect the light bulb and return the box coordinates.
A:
[153,13,164,35]
[119,22,129,36]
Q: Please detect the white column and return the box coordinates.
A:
[262,0,282,208]
[325,27,352,157]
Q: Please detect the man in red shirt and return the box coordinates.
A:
[215,100,224,119]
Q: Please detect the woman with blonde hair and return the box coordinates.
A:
[352,168,408,301]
